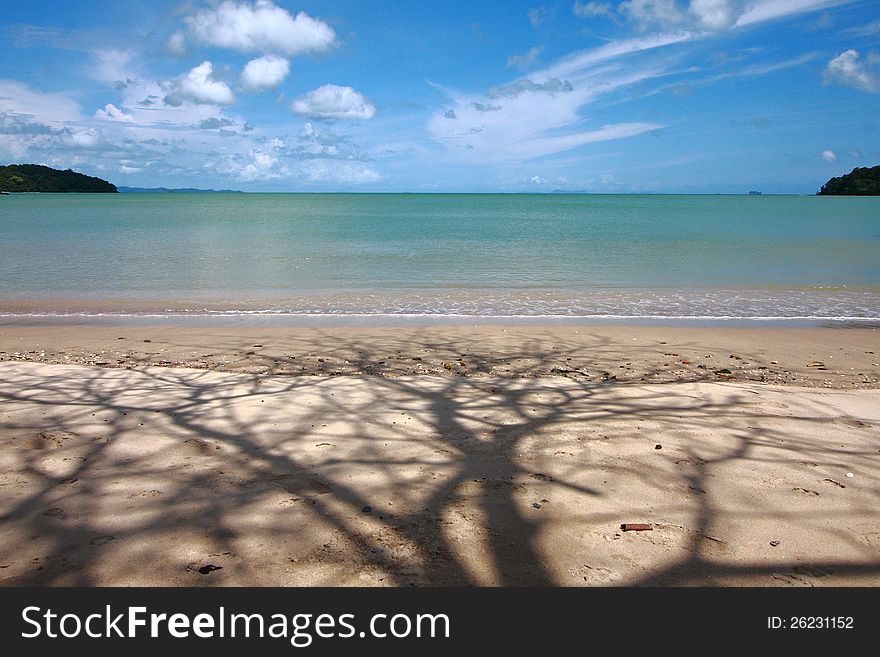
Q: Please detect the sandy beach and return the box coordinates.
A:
[1,324,879,388]
[0,324,878,586]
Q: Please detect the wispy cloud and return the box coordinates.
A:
[507,47,542,69]
[838,19,880,38]
[736,0,855,27]
[428,0,852,165]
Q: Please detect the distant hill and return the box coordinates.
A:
[0,164,117,193]
[817,165,880,196]
[118,186,243,193]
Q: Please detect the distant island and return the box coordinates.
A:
[0,164,117,193]
[817,165,880,196]
[118,186,243,194]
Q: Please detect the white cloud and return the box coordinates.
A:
[240,55,290,91]
[429,68,662,161]
[509,122,661,158]
[528,175,549,184]
[91,49,136,86]
[94,103,135,122]
[166,31,187,58]
[507,47,542,69]
[529,6,551,26]
[613,0,849,33]
[184,1,336,56]
[207,140,381,185]
[240,150,280,181]
[302,162,381,184]
[840,19,880,38]
[736,0,854,28]
[0,74,382,190]
[291,85,376,120]
[0,79,82,124]
[573,2,612,18]
[421,1,857,168]
[618,0,746,32]
[169,61,236,106]
[822,49,879,93]
[619,0,685,30]
[540,31,695,79]
[689,0,743,31]
[821,149,837,161]
[61,128,105,150]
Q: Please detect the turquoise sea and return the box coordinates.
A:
[1,193,878,323]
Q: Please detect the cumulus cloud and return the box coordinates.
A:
[821,149,837,161]
[822,49,879,93]
[60,128,106,150]
[184,1,336,56]
[207,136,380,185]
[573,1,612,17]
[167,61,236,106]
[94,103,135,122]
[239,150,279,180]
[443,109,457,119]
[291,85,376,120]
[240,55,290,91]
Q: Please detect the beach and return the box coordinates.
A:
[1,323,878,586]
[2,192,879,587]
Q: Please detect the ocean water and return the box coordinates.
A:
[1,192,878,323]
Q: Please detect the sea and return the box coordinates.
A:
[1,192,878,326]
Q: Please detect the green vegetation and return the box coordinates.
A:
[817,165,880,196]
[0,164,117,193]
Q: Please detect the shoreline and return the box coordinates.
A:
[1,323,878,389]
[2,312,880,330]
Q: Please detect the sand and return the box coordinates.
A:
[0,323,878,586]
[1,324,878,388]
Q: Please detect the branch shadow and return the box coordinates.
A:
[0,330,878,586]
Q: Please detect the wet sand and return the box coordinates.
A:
[0,324,878,586]
[1,324,878,388]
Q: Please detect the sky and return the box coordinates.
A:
[0,0,878,193]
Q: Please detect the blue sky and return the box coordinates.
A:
[1,0,878,192]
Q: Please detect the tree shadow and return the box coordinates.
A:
[0,331,878,586]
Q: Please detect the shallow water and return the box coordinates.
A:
[1,192,878,322]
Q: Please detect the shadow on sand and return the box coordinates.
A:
[0,331,878,586]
